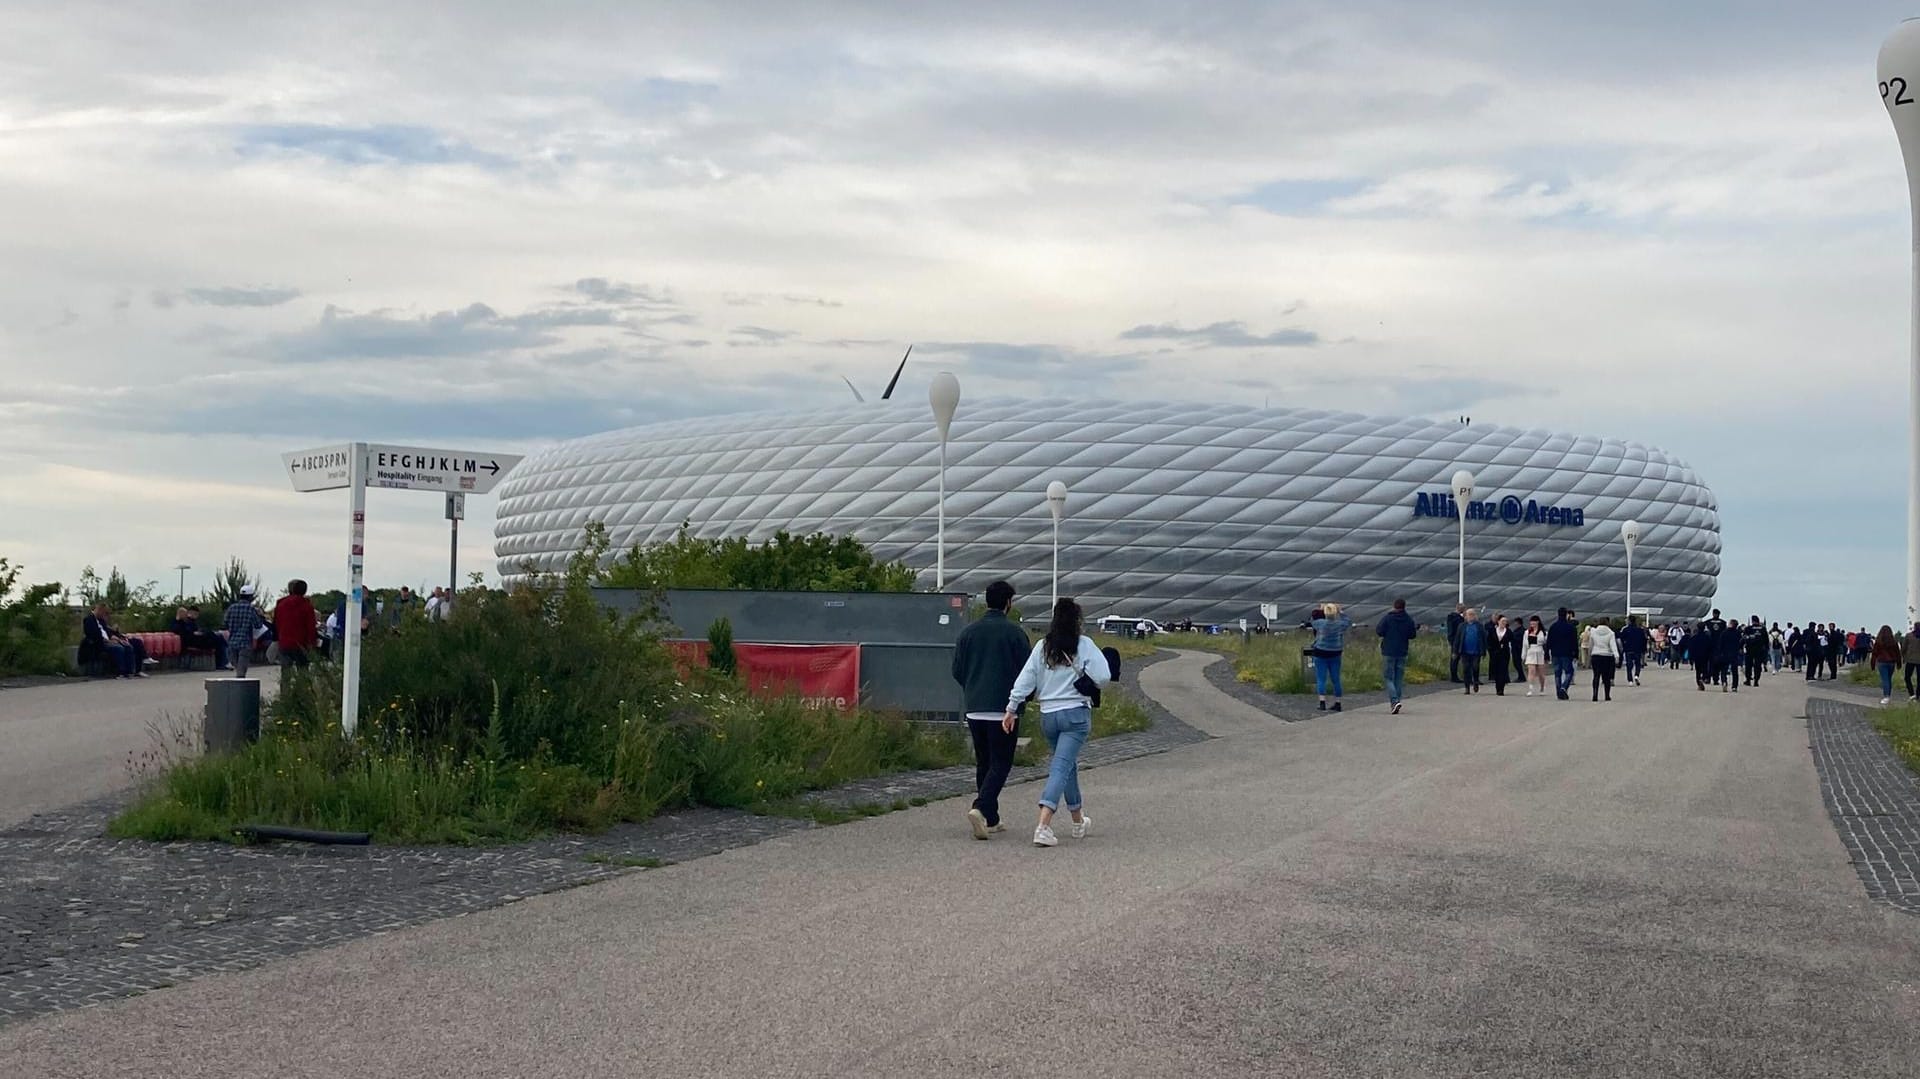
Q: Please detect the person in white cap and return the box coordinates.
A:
[223,585,267,678]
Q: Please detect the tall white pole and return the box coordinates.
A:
[937,438,946,589]
[342,442,366,737]
[928,372,961,591]
[1451,470,1474,607]
[1621,519,1641,620]
[1880,21,1920,630]
[1047,479,1068,609]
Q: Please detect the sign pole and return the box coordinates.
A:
[450,516,459,598]
[342,442,366,738]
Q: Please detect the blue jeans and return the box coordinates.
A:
[1553,656,1576,696]
[1381,654,1407,703]
[1880,662,1897,698]
[1314,652,1344,697]
[1038,706,1091,812]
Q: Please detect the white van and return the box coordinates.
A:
[1097,615,1162,637]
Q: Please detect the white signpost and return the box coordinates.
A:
[283,442,523,736]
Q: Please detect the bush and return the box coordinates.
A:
[707,617,737,676]
[0,558,69,677]
[600,521,918,592]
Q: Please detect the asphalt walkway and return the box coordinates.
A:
[0,671,277,829]
[3,653,1917,1077]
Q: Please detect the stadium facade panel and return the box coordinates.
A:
[493,399,1721,622]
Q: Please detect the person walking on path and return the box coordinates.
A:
[1375,599,1419,715]
[1547,608,1580,700]
[1828,624,1844,681]
[223,586,266,678]
[953,580,1031,840]
[1903,623,1920,702]
[1523,615,1550,696]
[1873,625,1903,706]
[1310,602,1354,712]
[1741,616,1769,687]
[1805,622,1827,683]
[1618,615,1648,687]
[1446,604,1466,683]
[1588,617,1621,701]
[1488,614,1521,696]
[1004,598,1110,849]
[1458,608,1486,694]
[1715,619,1743,692]
[272,579,318,671]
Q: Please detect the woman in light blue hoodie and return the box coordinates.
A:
[1005,598,1111,848]
[1311,602,1354,712]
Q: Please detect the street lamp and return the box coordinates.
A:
[175,564,191,601]
[1621,519,1642,618]
[1451,469,1475,606]
[1880,19,1920,630]
[928,371,961,590]
[1046,480,1068,608]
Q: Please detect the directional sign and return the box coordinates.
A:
[364,444,523,494]
[282,444,355,492]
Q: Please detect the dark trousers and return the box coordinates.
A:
[278,646,310,670]
[1490,653,1511,694]
[1592,655,1617,699]
[1461,652,1481,691]
[1806,658,1820,681]
[969,719,1020,827]
[104,642,136,676]
[1744,656,1764,685]
[1907,663,1920,698]
[1717,660,1738,690]
[1449,651,1461,682]
[1623,651,1643,682]
[1828,653,1840,679]
[1695,657,1714,688]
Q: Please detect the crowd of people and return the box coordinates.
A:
[78,582,457,681]
[1292,602,1920,715]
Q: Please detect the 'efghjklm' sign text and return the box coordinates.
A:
[1412,490,1587,528]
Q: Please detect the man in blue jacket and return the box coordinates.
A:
[1618,615,1649,686]
[1546,608,1580,700]
[952,580,1033,840]
[1375,599,1419,715]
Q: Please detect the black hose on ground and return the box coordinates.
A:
[236,824,372,845]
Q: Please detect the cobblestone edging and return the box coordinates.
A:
[1198,647,1456,721]
[0,652,1201,1025]
[1806,696,1920,916]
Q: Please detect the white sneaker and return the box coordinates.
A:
[1883,698,1893,706]
[1071,814,1092,839]
[990,822,1006,833]
[1525,688,1534,696]
[967,808,990,841]
[1033,825,1058,847]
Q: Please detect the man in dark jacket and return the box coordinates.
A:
[1376,599,1419,715]
[1546,608,1580,700]
[1741,616,1769,686]
[81,604,150,679]
[952,580,1032,839]
[1445,604,1465,682]
[1715,621,1743,692]
[1618,616,1648,686]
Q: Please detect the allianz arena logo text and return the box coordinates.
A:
[1411,491,1588,527]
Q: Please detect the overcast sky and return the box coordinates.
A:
[1,1,1914,625]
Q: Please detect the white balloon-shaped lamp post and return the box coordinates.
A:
[1451,469,1475,606]
[1880,19,1920,629]
[929,372,961,590]
[1621,519,1642,618]
[1046,480,1068,609]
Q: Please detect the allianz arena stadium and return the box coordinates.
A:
[493,399,1721,622]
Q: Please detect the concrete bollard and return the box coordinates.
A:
[204,678,261,754]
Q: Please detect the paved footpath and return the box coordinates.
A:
[0,672,277,829]
[5,652,1920,1077]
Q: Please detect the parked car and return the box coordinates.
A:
[1097,615,1162,638]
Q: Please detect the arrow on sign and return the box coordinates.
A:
[484,461,500,476]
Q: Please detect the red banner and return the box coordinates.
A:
[667,641,861,711]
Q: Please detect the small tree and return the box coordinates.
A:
[0,558,69,677]
[707,616,737,676]
[104,568,131,610]
[206,557,269,612]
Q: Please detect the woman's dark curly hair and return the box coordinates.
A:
[1043,598,1084,668]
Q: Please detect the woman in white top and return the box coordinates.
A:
[1587,618,1621,702]
[1522,615,1549,696]
[1005,597,1111,848]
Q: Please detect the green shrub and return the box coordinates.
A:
[707,616,737,676]
[0,558,69,677]
[600,521,918,592]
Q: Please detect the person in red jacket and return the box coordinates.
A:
[273,579,318,670]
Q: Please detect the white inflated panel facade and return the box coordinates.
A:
[493,399,1720,622]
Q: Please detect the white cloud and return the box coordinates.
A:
[1,0,1915,620]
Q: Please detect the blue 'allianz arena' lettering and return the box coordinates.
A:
[1411,490,1585,527]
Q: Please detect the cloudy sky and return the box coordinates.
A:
[1,1,1913,623]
